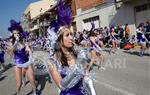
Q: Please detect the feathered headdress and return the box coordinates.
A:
[8,19,29,39]
[47,0,72,56]
[48,0,72,33]
[8,19,23,33]
[138,22,144,28]
[56,0,72,28]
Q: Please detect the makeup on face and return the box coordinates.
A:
[12,30,20,40]
[63,31,74,48]
[13,30,19,35]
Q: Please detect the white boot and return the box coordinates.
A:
[84,77,96,95]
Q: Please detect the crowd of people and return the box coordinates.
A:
[74,20,149,55]
[0,0,150,95]
[0,19,149,95]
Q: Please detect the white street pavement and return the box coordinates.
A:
[0,49,149,95]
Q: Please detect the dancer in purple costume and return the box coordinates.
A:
[0,40,6,71]
[8,20,37,95]
[47,0,98,95]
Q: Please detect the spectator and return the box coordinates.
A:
[145,20,150,41]
[125,24,130,40]
[117,25,124,39]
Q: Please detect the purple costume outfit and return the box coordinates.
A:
[0,51,5,63]
[0,43,5,63]
[50,58,88,95]
[13,45,31,68]
[60,74,85,95]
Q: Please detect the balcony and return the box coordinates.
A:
[115,0,133,3]
[114,0,134,9]
[30,24,39,31]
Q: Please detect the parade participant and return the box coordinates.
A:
[125,24,130,40]
[80,32,98,95]
[145,20,150,41]
[129,35,136,45]
[0,40,6,71]
[88,29,103,68]
[136,23,148,56]
[8,20,37,95]
[117,25,124,40]
[47,1,98,95]
[110,26,119,54]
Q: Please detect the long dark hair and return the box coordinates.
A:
[55,28,77,67]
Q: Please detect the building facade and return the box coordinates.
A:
[75,0,150,36]
[22,0,150,36]
[21,0,57,37]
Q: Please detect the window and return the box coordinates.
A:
[141,4,147,10]
[83,16,99,23]
[83,16,100,30]
[115,0,122,3]
[135,4,148,12]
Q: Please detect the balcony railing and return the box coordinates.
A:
[115,0,132,3]
[39,21,50,27]
[30,24,39,31]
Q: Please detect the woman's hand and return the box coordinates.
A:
[15,35,19,41]
[90,36,96,44]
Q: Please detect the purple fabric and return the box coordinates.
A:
[60,74,84,95]
[0,51,5,63]
[56,0,72,27]
[50,20,60,33]
[22,31,29,39]
[0,43,5,49]
[14,47,29,64]
[137,32,146,42]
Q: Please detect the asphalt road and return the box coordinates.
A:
[0,49,149,95]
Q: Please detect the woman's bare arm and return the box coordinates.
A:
[47,59,62,89]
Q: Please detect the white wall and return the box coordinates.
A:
[76,3,116,31]
[76,0,149,36]
[132,0,150,26]
[136,10,150,25]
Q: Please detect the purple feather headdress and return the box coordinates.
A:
[8,19,23,33]
[47,0,72,56]
[47,0,72,35]
[56,0,72,28]
[138,22,144,28]
[8,19,29,40]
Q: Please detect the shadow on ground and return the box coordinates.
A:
[123,50,150,57]
[1,63,13,73]
[26,74,52,95]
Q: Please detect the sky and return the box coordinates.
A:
[0,0,38,38]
